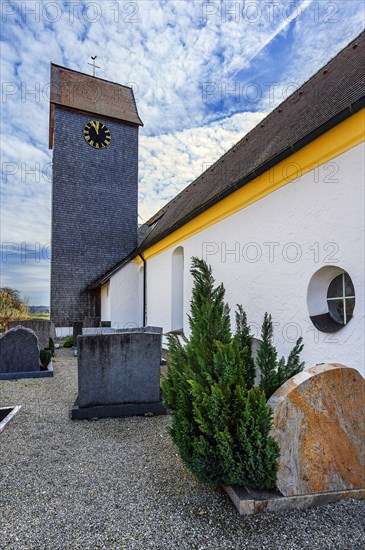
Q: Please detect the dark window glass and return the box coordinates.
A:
[327,273,355,325]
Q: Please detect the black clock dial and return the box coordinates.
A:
[83,120,111,149]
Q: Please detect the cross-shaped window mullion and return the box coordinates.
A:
[326,273,355,325]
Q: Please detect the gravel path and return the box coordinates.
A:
[1,348,364,550]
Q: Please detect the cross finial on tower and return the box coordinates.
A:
[88,56,100,77]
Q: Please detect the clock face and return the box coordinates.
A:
[83,120,111,149]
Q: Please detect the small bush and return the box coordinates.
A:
[40,349,52,368]
[63,336,73,348]
[48,337,55,357]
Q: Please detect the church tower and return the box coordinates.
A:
[49,64,143,326]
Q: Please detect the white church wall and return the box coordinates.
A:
[109,261,140,328]
[100,282,110,322]
[145,143,364,375]
[146,251,172,331]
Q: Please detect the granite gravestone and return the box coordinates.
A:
[0,326,39,374]
[268,363,365,496]
[72,330,166,419]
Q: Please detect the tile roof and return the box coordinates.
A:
[90,31,365,287]
[142,31,364,248]
[49,64,143,148]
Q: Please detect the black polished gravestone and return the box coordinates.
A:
[0,326,53,380]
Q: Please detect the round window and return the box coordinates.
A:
[307,267,356,333]
[327,273,355,326]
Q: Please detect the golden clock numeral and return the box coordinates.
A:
[90,140,94,146]
[95,143,100,148]
[86,135,91,141]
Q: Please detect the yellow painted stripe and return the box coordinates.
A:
[135,109,364,265]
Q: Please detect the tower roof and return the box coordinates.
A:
[49,63,143,148]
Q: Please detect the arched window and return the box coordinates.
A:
[171,247,184,331]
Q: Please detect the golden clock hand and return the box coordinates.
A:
[91,121,100,135]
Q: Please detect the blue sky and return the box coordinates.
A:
[1,0,363,304]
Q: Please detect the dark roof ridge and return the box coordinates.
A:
[50,62,136,92]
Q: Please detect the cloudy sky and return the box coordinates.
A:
[1,0,363,304]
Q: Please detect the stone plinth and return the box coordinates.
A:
[0,326,39,373]
[268,364,365,497]
[72,330,166,419]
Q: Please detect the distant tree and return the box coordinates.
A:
[0,287,30,331]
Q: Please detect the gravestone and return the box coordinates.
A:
[268,363,365,496]
[72,330,166,419]
[0,326,39,374]
[8,319,55,351]
[73,321,84,347]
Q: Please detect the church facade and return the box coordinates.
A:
[51,33,364,375]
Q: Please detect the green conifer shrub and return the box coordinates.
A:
[257,313,304,399]
[162,257,280,488]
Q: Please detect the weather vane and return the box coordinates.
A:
[88,56,100,77]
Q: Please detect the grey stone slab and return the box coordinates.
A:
[0,326,40,374]
[71,399,166,419]
[8,319,55,351]
[223,485,365,515]
[77,331,163,408]
[82,327,117,335]
[81,326,163,336]
[0,364,53,380]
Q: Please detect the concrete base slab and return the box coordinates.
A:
[0,406,22,433]
[223,484,365,515]
[71,397,167,420]
[0,363,53,380]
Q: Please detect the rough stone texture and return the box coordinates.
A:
[8,319,55,351]
[268,364,365,497]
[0,326,40,373]
[51,106,139,326]
[224,485,365,516]
[82,326,163,336]
[77,331,162,407]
